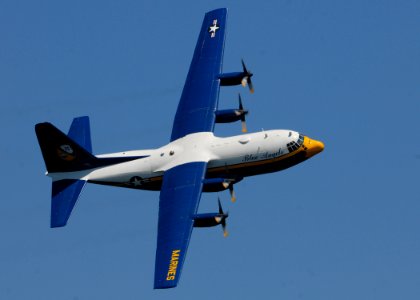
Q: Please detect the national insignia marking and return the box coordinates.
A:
[208,19,219,38]
[130,176,143,187]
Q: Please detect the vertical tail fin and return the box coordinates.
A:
[35,116,142,173]
[67,116,93,153]
[35,116,97,173]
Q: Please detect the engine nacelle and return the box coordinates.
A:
[219,72,245,86]
[193,213,227,228]
[218,60,254,93]
[215,109,248,124]
[202,177,242,193]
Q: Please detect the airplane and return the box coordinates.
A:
[35,8,324,289]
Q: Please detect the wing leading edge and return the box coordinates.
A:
[154,162,207,289]
[170,8,227,141]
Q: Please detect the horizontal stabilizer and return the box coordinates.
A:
[51,179,86,228]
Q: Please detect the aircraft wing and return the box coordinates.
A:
[154,8,227,289]
[154,162,207,289]
[170,8,227,141]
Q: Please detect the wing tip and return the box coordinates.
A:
[154,278,179,289]
[154,285,178,290]
[206,7,227,15]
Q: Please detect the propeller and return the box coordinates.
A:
[217,198,229,237]
[222,179,236,202]
[237,94,248,133]
[241,59,254,94]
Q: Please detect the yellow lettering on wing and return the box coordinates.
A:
[166,250,181,281]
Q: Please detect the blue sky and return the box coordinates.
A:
[1,0,419,299]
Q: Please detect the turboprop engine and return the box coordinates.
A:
[215,94,249,132]
[219,59,254,93]
[193,199,228,237]
[202,177,242,202]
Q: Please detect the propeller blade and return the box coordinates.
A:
[238,94,247,133]
[239,94,244,110]
[218,197,223,214]
[241,119,247,133]
[229,185,236,202]
[218,198,229,237]
[241,59,254,93]
[241,59,248,73]
[248,77,254,94]
[222,221,228,237]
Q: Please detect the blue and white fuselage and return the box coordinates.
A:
[49,130,324,192]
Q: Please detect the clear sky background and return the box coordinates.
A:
[1,0,419,299]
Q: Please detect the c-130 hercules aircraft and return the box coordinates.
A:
[35,8,324,289]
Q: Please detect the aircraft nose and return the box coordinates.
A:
[303,136,324,158]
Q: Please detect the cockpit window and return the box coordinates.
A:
[287,134,304,153]
[297,134,304,146]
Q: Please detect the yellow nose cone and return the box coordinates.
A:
[303,136,325,158]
